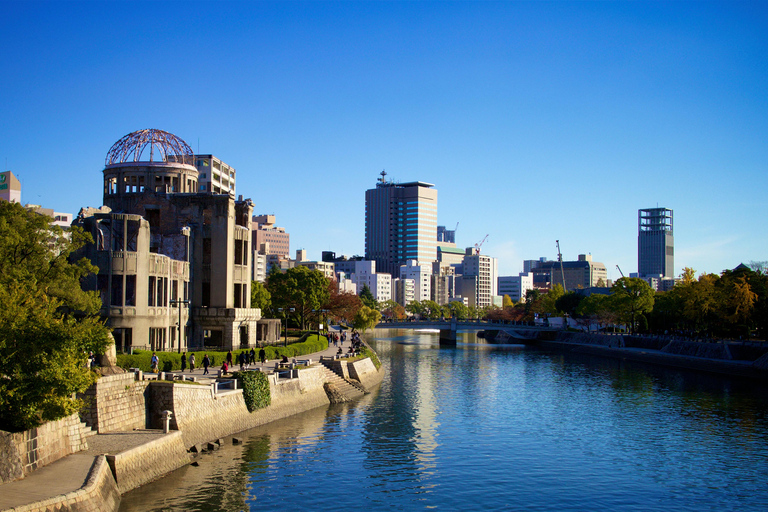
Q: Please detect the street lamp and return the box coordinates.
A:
[277,307,295,347]
[169,299,190,353]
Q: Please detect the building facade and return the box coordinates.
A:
[74,129,270,352]
[460,250,498,308]
[399,260,432,302]
[638,207,674,278]
[194,154,235,195]
[365,173,438,275]
[498,272,534,302]
[253,214,290,257]
[530,254,608,291]
[0,171,21,203]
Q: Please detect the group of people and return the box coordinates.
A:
[333,329,365,355]
[173,347,267,376]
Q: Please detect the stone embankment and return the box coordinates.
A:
[539,332,768,380]
[0,349,384,512]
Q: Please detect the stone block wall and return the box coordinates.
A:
[79,372,149,433]
[106,431,191,494]
[150,367,331,449]
[0,413,88,484]
[348,358,383,390]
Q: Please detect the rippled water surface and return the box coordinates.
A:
[120,330,768,511]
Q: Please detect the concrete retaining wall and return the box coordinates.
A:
[106,431,191,494]
[0,456,121,512]
[0,414,88,484]
[150,366,331,449]
[348,358,383,390]
[79,372,149,433]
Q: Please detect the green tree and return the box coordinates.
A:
[447,300,469,320]
[406,300,424,318]
[555,291,583,318]
[610,277,655,334]
[250,280,271,313]
[359,284,378,310]
[352,305,382,332]
[0,202,110,432]
[540,284,565,315]
[421,300,442,319]
[267,266,330,330]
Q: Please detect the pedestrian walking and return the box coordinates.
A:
[259,347,266,364]
[238,350,246,370]
[181,352,187,372]
[150,352,159,372]
[203,354,210,375]
[249,347,256,364]
[226,350,233,368]
[189,353,196,371]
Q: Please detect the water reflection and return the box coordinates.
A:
[120,330,768,511]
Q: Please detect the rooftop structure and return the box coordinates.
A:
[638,207,674,278]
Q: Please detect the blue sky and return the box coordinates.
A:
[2,1,766,279]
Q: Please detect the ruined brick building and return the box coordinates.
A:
[74,129,278,352]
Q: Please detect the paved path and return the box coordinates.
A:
[168,332,359,381]
[0,454,95,511]
[0,333,363,511]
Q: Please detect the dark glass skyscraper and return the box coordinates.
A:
[638,207,674,278]
[365,174,438,276]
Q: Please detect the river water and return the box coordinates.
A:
[119,330,768,511]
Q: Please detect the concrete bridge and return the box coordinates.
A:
[374,319,558,345]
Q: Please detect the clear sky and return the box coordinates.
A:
[2,1,766,280]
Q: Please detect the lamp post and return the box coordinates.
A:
[277,307,294,347]
[169,299,190,353]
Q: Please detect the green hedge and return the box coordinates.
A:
[116,336,329,372]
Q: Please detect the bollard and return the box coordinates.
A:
[162,410,173,433]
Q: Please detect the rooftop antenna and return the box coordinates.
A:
[556,240,567,292]
[379,170,387,183]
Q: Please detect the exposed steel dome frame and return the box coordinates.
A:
[105,129,194,166]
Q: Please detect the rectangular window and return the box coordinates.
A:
[111,275,123,306]
[148,277,156,307]
[235,239,243,265]
[126,220,139,252]
[125,275,136,306]
[234,283,243,308]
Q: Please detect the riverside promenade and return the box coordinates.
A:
[0,335,365,512]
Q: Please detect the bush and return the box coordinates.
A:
[235,371,271,412]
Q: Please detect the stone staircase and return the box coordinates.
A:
[79,420,98,439]
[316,364,365,402]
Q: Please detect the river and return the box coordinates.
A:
[119,329,768,511]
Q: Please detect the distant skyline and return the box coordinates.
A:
[2,1,766,279]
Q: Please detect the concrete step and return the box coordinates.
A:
[317,365,365,400]
[80,421,97,438]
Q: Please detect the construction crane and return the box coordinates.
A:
[616,264,625,278]
[475,234,489,255]
[556,240,567,292]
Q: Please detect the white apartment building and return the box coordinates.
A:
[498,272,534,302]
[461,250,498,308]
[399,260,432,302]
[195,154,235,195]
[393,278,416,307]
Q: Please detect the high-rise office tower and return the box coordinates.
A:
[365,172,438,275]
[638,207,674,278]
